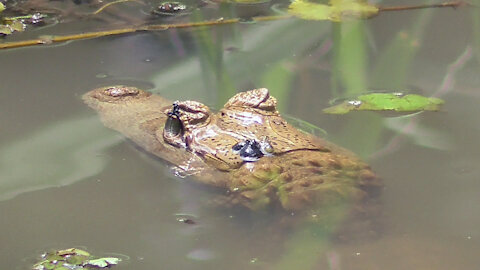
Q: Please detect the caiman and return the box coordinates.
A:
[83,86,382,234]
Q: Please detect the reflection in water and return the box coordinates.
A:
[150,20,328,105]
[0,116,120,201]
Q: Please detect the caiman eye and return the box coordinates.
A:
[165,116,183,137]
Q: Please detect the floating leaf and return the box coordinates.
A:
[288,0,379,22]
[0,25,12,35]
[9,20,26,32]
[44,254,64,261]
[323,93,444,114]
[84,257,121,268]
[32,248,121,270]
[42,262,55,270]
[33,260,49,270]
[0,19,26,35]
[66,255,89,265]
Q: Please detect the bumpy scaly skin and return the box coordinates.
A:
[228,151,379,211]
[83,86,382,230]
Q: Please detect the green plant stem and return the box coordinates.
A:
[0,15,292,50]
[379,0,468,12]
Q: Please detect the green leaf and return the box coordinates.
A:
[43,262,56,270]
[84,257,121,268]
[9,20,25,32]
[0,25,12,35]
[33,260,49,270]
[0,19,26,36]
[288,0,378,22]
[0,3,5,13]
[323,93,444,114]
[33,249,122,270]
[66,255,89,265]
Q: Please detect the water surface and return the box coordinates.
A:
[1,1,480,269]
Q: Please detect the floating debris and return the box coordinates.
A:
[0,19,25,35]
[152,2,189,16]
[177,218,196,224]
[0,12,51,36]
[32,248,121,270]
[25,13,49,25]
[175,213,197,225]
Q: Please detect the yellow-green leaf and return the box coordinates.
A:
[323,93,444,114]
[0,3,5,13]
[288,0,379,22]
[9,20,26,32]
[0,19,26,36]
[84,257,121,268]
[0,25,12,35]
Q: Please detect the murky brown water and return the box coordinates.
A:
[1,1,480,269]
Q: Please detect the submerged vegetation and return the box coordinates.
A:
[1,0,477,269]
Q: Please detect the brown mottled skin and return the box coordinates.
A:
[83,86,382,229]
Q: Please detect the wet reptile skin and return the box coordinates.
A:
[83,86,382,229]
